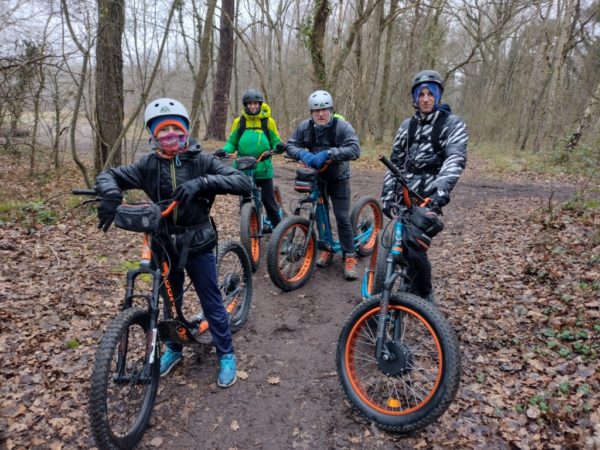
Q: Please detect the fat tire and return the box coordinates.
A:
[266,215,317,291]
[216,240,253,332]
[89,307,159,449]
[350,196,383,257]
[370,234,389,295]
[240,202,261,272]
[336,293,461,433]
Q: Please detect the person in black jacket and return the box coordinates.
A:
[286,90,361,280]
[95,98,251,387]
[380,70,467,302]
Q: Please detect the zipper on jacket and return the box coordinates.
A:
[170,160,178,224]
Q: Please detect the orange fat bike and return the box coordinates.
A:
[73,189,252,449]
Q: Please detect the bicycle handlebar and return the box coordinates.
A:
[72,188,97,196]
[378,155,426,204]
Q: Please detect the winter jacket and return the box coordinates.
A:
[381,110,467,208]
[96,140,251,253]
[286,115,360,181]
[223,102,282,180]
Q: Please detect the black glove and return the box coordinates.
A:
[172,178,206,205]
[382,200,398,219]
[274,142,286,154]
[214,149,227,158]
[97,193,122,232]
[430,189,450,210]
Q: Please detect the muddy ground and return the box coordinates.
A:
[131,161,582,450]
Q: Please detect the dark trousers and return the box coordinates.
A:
[323,178,355,256]
[256,178,281,228]
[405,244,433,298]
[164,251,233,357]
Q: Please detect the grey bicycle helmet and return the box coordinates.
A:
[144,98,190,130]
[411,70,444,93]
[242,89,264,105]
[307,90,334,110]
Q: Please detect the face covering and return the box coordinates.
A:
[156,132,188,158]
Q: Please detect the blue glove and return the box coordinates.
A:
[298,150,315,167]
[310,151,330,170]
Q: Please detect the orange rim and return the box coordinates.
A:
[274,187,283,206]
[278,223,314,284]
[359,202,382,252]
[249,209,260,263]
[344,305,443,415]
[366,235,378,295]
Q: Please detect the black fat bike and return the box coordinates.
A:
[73,190,252,449]
[336,155,461,433]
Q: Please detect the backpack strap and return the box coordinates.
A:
[260,117,272,149]
[236,116,247,142]
[236,115,273,149]
[408,110,448,155]
[431,110,448,155]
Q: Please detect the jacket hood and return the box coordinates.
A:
[242,102,271,121]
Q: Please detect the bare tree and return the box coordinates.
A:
[207,0,236,140]
[94,0,125,171]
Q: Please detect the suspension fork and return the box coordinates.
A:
[375,221,405,359]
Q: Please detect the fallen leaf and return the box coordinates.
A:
[231,419,240,431]
[267,375,280,385]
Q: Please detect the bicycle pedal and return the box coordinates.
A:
[158,320,193,346]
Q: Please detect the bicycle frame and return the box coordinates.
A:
[293,177,375,255]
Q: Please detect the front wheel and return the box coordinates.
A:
[240,202,261,272]
[217,240,253,333]
[350,196,383,257]
[337,293,461,433]
[266,215,317,291]
[89,307,160,449]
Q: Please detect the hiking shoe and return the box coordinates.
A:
[344,256,358,280]
[160,348,183,377]
[316,250,334,268]
[217,353,237,388]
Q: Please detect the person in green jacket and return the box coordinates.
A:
[220,89,286,228]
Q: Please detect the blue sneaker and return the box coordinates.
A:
[160,348,183,377]
[217,353,237,388]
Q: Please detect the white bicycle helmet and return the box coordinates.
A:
[307,90,334,111]
[144,98,190,130]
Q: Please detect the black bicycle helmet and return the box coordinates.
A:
[242,89,264,105]
[411,70,444,93]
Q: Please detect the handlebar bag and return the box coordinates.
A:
[114,203,162,233]
[236,156,258,171]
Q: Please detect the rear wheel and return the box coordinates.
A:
[240,202,261,272]
[351,196,383,257]
[217,240,253,332]
[266,215,317,291]
[370,234,389,296]
[337,293,461,433]
[89,307,159,449]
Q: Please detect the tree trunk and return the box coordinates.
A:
[206,0,235,141]
[94,0,125,172]
[375,0,399,143]
[190,0,217,137]
[564,78,600,152]
[309,0,330,89]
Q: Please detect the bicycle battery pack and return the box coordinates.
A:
[294,167,317,192]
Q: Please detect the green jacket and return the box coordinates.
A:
[223,102,282,180]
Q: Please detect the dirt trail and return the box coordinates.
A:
[136,163,577,450]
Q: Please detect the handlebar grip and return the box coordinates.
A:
[378,155,403,179]
[72,188,97,196]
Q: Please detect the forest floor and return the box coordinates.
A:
[0,149,599,449]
